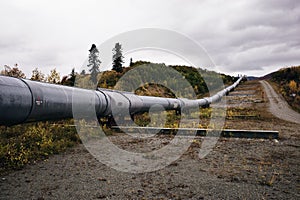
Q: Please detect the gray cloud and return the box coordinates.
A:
[0,0,299,77]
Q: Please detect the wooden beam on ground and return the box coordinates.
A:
[112,126,279,139]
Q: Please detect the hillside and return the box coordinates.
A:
[263,66,300,112]
[96,61,238,98]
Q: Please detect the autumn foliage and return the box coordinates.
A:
[271,66,300,112]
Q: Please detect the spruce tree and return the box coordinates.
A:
[69,68,76,85]
[112,42,124,73]
[129,58,133,67]
[61,68,76,86]
[80,69,86,75]
[87,44,101,85]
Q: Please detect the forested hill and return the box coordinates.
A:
[0,61,239,98]
[96,61,238,98]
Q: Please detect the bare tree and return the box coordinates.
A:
[46,68,60,83]
[31,68,45,81]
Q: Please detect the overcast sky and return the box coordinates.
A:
[0,0,299,78]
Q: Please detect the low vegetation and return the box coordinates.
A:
[268,66,300,112]
[0,121,80,172]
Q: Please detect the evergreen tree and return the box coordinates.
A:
[80,69,86,75]
[61,68,76,86]
[112,42,124,73]
[69,68,76,85]
[87,44,101,85]
[129,58,133,67]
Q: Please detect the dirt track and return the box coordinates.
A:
[0,80,299,199]
[260,80,300,125]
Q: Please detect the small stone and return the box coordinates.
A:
[97,194,106,199]
[232,176,241,182]
[137,189,144,195]
[98,177,107,181]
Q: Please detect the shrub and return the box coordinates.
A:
[0,120,80,172]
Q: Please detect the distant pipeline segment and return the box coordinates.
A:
[0,75,244,126]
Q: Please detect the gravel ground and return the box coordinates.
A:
[260,80,300,125]
[0,80,299,200]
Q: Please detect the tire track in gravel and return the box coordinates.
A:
[260,80,300,125]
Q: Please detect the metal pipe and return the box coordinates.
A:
[0,75,244,126]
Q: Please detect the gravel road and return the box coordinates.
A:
[260,80,300,125]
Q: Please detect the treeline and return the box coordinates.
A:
[0,65,77,86]
[98,61,237,98]
[1,61,237,98]
[270,66,300,112]
[0,43,124,87]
